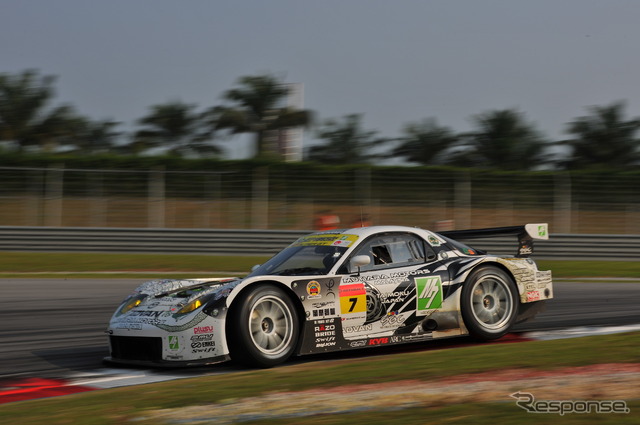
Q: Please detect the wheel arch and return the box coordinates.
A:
[462,260,522,305]
[458,260,522,340]
[224,280,307,349]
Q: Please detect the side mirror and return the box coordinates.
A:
[251,264,261,272]
[349,255,371,274]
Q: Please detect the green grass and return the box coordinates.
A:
[0,252,270,272]
[0,332,638,424]
[537,260,640,279]
[0,252,639,279]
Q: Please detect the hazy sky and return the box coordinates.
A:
[2,0,639,159]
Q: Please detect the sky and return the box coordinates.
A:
[2,0,640,160]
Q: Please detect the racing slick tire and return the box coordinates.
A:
[228,285,299,368]
[460,266,518,341]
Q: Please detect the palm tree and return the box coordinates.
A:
[391,118,458,165]
[452,109,549,170]
[307,114,388,164]
[562,101,640,169]
[133,101,220,157]
[208,74,312,159]
[0,69,75,152]
[61,118,121,154]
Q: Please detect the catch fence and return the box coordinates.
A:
[0,166,638,234]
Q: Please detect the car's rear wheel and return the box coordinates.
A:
[460,266,518,340]
[228,285,299,368]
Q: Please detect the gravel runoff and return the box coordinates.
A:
[139,363,639,424]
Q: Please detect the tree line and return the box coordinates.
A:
[1,69,639,170]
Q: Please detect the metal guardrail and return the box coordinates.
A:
[0,226,638,261]
[0,227,308,256]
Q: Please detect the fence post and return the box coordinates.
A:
[554,173,572,233]
[455,173,471,229]
[90,171,106,227]
[252,167,269,229]
[27,168,43,226]
[44,164,64,227]
[356,167,372,223]
[148,168,165,228]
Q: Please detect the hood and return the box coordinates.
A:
[114,277,242,321]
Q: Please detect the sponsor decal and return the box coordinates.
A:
[194,326,214,334]
[168,335,180,350]
[128,310,166,318]
[380,312,407,328]
[314,323,336,337]
[415,276,443,315]
[380,289,412,303]
[313,318,337,348]
[349,340,367,347]
[293,234,358,247]
[331,235,357,247]
[519,244,533,256]
[191,334,214,341]
[307,281,321,299]
[344,324,373,333]
[166,355,183,360]
[537,225,547,237]
[427,235,442,246]
[191,341,216,349]
[192,347,216,354]
[368,337,389,346]
[400,334,432,342]
[115,323,142,330]
[325,279,336,299]
[526,290,541,302]
[116,317,167,326]
[311,301,336,318]
[312,307,336,318]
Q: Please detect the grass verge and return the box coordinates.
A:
[0,252,639,279]
[0,332,638,424]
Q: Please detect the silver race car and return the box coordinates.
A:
[106,224,553,368]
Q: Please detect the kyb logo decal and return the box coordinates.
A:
[415,276,443,314]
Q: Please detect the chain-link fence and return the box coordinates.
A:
[0,166,638,234]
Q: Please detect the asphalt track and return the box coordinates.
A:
[1,278,639,380]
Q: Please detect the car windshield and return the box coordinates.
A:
[247,245,349,277]
[247,233,358,277]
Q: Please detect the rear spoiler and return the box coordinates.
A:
[439,223,549,258]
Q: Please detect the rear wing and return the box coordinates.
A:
[439,223,549,258]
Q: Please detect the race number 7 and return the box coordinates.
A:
[348,297,358,312]
[339,283,367,315]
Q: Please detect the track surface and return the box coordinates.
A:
[1,278,639,379]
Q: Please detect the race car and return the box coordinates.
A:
[105,224,553,368]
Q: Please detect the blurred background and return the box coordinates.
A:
[1,1,638,234]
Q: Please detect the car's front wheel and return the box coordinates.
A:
[460,266,518,340]
[228,285,299,368]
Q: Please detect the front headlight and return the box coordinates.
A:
[117,294,148,315]
[176,298,204,315]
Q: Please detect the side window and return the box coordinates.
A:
[352,233,435,272]
[371,244,392,265]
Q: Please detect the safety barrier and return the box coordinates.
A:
[0,226,638,261]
